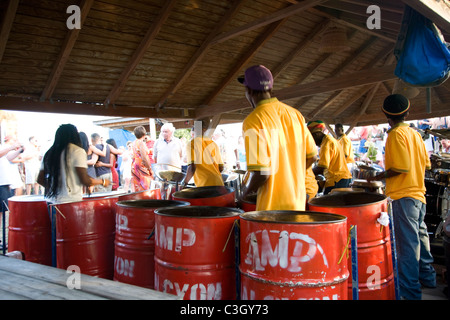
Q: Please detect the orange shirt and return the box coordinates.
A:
[243,97,317,211]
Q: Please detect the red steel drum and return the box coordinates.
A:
[172,186,235,207]
[114,199,189,288]
[117,189,162,202]
[7,195,52,265]
[51,196,119,279]
[83,190,126,200]
[240,211,349,300]
[239,194,256,212]
[308,192,395,300]
[154,206,243,300]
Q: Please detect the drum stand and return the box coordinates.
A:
[1,201,6,256]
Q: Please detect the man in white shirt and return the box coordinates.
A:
[153,123,183,172]
[22,136,42,195]
[1,141,23,211]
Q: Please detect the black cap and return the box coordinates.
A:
[382,94,410,116]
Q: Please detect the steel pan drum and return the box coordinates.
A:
[172,186,235,207]
[154,206,243,300]
[240,211,349,300]
[308,192,394,300]
[51,196,119,279]
[7,195,52,265]
[114,199,189,289]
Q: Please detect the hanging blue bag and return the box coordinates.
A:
[394,6,450,87]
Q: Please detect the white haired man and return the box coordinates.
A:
[153,122,184,172]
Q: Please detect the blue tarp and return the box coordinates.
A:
[108,128,135,148]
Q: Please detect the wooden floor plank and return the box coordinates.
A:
[0,269,105,300]
[0,288,30,300]
[0,256,178,300]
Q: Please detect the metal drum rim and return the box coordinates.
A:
[240,210,347,224]
[8,195,47,203]
[116,199,190,209]
[154,205,243,218]
[172,186,235,199]
[308,191,387,208]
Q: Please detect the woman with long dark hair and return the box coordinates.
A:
[37,124,109,203]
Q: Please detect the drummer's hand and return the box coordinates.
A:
[367,173,382,182]
[103,179,111,187]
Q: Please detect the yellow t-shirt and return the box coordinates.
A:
[338,133,355,163]
[305,166,318,200]
[187,137,224,187]
[242,97,317,211]
[384,123,431,203]
[318,135,352,188]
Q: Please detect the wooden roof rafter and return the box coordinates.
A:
[350,54,396,127]
[271,18,331,79]
[0,0,19,64]
[309,7,397,43]
[209,0,329,46]
[306,36,384,119]
[103,0,177,107]
[40,0,94,102]
[203,18,287,106]
[196,63,398,119]
[155,0,245,110]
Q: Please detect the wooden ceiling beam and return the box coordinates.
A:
[210,0,328,45]
[320,0,403,25]
[155,0,244,109]
[195,63,397,119]
[348,54,397,127]
[0,96,194,120]
[330,84,373,118]
[305,35,378,118]
[401,0,450,34]
[319,44,394,118]
[309,7,397,43]
[0,0,19,64]
[39,0,94,101]
[341,0,405,14]
[203,18,286,105]
[356,107,450,126]
[350,82,383,128]
[103,0,176,106]
[336,11,401,34]
[271,19,331,79]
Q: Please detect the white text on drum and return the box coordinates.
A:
[241,286,339,300]
[114,257,135,278]
[243,229,327,272]
[155,224,196,252]
[155,275,222,300]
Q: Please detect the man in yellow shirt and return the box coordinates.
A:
[308,120,352,194]
[305,166,318,202]
[368,94,435,300]
[182,119,224,188]
[238,65,317,211]
[334,123,355,167]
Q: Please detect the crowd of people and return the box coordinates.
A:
[0,135,44,197]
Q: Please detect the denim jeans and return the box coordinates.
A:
[323,178,351,195]
[392,197,436,300]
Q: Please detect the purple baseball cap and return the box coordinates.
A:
[237,65,273,91]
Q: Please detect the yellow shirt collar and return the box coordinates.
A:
[255,97,279,108]
[387,122,409,133]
